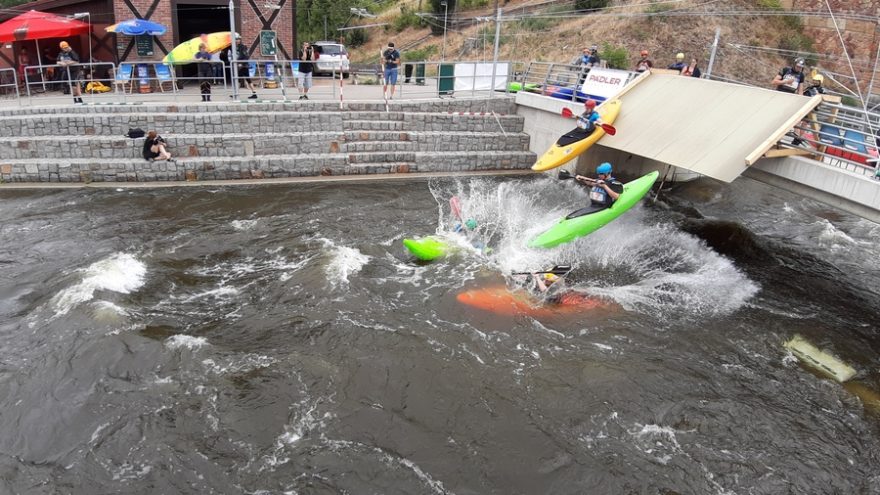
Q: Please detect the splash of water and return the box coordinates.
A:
[50,253,147,316]
[433,177,758,316]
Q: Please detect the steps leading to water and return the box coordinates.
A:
[0,97,536,182]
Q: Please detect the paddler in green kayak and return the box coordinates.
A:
[569,162,624,218]
[453,218,487,252]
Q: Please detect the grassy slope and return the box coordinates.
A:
[350,0,806,89]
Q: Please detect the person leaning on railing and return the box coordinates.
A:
[771,57,806,96]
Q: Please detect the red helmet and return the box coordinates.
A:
[585,99,597,109]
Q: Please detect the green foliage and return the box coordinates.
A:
[345,29,369,48]
[459,0,489,8]
[841,96,859,107]
[644,2,673,14]
[391,5,424,33]
[297,0,377,44]
[429,0,457,35]
[0,0,29,7]
[575,0,609,11]
[756,0,784,10]
[778,32,816,63]
[404,45,438,61]
[478,26,511,46]
[600,42,628,69]
[514,16,556,32]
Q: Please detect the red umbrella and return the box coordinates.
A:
[0,10,88,42]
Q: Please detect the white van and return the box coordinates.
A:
[313,41,351,78]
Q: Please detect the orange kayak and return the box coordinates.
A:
[456,284,613,317]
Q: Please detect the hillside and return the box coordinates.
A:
[346,0,872,99]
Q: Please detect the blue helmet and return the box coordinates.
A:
[596,162,612,174]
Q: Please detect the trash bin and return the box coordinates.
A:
[404,63,413,83]
[438,63,454,96]
[415,63,425,85]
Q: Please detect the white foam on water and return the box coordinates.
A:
[165,334,209,350]
[231,219,259,231]
[814,219,856,250]
[50,253,147,316]
[320,239,370,287]
[202,354,277,375]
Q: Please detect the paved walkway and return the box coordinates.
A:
[0,77,503,110]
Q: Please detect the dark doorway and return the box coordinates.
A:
[175,3,230,79]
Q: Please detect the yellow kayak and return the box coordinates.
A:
[163,32,232,64]
[532,99,622,172]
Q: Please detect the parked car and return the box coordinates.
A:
[313,41,350,78]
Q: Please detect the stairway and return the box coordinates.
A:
[0,97,536,183]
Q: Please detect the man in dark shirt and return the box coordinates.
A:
[297,41,317,100]
[772,57,806,95]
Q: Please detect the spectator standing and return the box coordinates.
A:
[382,42,401,100]
[17,48,30,88]
[668,52,686,72]
[771,57,806,95]
[297,41,317,100]
[210,50,223,84]
[634,50,653,73]
[680,58,701,78]
[223,34,258,99]
[194,43,212,101]
[56,41,83,104]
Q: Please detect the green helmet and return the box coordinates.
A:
[465,218,477,230]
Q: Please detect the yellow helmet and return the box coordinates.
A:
[812,74,824,83]
[675,52,684,60]
[543,273,560,282]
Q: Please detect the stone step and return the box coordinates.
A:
[0,97,518,118]
[0,132,346,160]
[348,151,417,164]
[0,154,350,182]
[0,112,344,137]
[341,133,530,153]
[347,151,536,173]
[343,141,415,153]
[342,120,405,131]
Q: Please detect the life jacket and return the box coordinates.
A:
[577,110,598,131]
[589,176,622,206]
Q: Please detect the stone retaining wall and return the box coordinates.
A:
[0,97,535,183]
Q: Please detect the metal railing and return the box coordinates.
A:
[0,67,20,101]
[515,61,640,103]
[782,100,880,178]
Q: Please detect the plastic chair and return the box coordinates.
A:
[818,124,843,145]
[114,63,134,94]
[154,64,174,92]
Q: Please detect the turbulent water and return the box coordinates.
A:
[0,174,879,494]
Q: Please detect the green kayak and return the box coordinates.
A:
[403,236,450,261]
[529,171,659,249]
[507,82,539,93]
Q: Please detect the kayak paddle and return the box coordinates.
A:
[560,107,617,136]
[450,196,463,221]
[511,265,573,276]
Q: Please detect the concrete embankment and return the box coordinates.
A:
[0,98,535,183]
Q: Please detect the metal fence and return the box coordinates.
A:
[0,67,20,101]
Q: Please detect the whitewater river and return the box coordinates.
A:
[0,174,878,494]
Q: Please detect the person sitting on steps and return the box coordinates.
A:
[143,131,174,162]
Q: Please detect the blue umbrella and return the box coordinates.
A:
[106,18,166,36]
